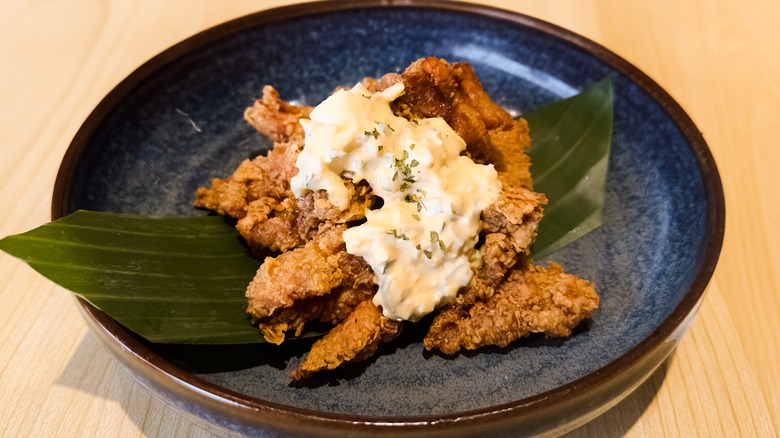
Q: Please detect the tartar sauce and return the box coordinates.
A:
[290,82,501,321]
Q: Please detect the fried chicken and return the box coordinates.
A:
[490,118,534,189]
[442,188,546,311]
[194,140,300,217]
[374,57,533,189]
[195,85,307,219]
[195,57,598,379]
[195,88,372,252]
[232,182,371,252]
[246,224,350,319]
[249,226,377,344]
[244,85,312,142]
[481,186,547,255]
[420,138,595,355]
[423,262,599,355]
[289,300,402,380]
[257,284,376,345]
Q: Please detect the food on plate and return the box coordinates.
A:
[195,57,599,378]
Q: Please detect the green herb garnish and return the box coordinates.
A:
[364,128,380,139]
[387,229,409,240]
[430,231,446,252]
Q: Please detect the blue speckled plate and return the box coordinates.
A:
[53,1,724,436]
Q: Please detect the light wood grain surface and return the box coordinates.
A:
[1,1,778,436]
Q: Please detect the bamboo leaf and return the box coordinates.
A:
[525,78,614,258]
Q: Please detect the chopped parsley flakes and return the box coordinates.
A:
[364,128,380,139]
[387,229,409,240]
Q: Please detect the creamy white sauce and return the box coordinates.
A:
[291,82,501,321]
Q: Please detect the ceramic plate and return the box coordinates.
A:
[53,1,724,436]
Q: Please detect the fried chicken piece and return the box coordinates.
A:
[479,233,522,287]
[317,252,377,323]
[257,284,376,345]
[490,118,533,190]
[196,140,372,252]
[290,300,402,380]
[196,85,309,218]
[195,140,301,216]
[257,251,376,344]
[424,262,599,355]
[244,85,312,142]
[452,233,521,310]
[258,294,328,345]
[246,224,348,320]
[234,183,372,252]
[481,186,547,255]
[425,187,593,355]
[235,196,309,252]
[375,57,533,189]
[246,222,378,317]
[197,86,372,252]
[426,186,546,338]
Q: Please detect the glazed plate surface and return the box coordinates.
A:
[54,1,724,436]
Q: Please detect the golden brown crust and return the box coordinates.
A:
[423,262,599,355]
[245,225,348,319]
[490,118,534,190]
[194,140,300,217]
[234,185,371,253]
[258,283,376,345]
[377,57,532,188]
[481,186,547,254]
[244,85,312,142]
[289,300,402,379]
[255,249,377,344]
[195,141,372,252]
[258,296,327,345]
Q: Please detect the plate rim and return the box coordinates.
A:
[51,0,726,433]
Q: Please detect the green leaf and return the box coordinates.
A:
[525,78,614,258]
[0,211,273,343]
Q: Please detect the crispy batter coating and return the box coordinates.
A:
[257,283,376,345]
[257,295,327,345]
[245,224,348,319]
[195,142,372,252]
[290,300,402,380]
[481,186,547,255]
[376,57,533,189]
[234,183,371,252]
[244,85,312,142]
[256,247,376,344]
[453,234,520,310]
[424,262,599,355]
[196,85,308,219]
[194,140,300,217]
[490,118,534,189]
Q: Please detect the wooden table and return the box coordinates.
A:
[1,1,777,436]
